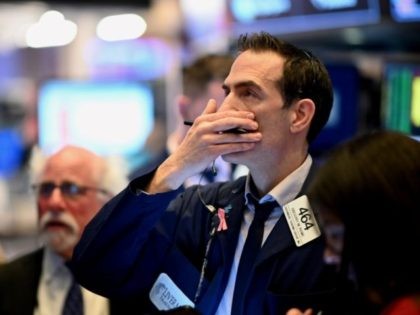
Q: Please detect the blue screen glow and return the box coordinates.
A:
[38,80,154,158]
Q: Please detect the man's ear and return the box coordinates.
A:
[177,94,192,119]
[289,98,315,134]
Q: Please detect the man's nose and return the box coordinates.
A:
[218,94,239,111]
[46,187,67,206]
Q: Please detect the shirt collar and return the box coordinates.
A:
[244,155,312,207]
[41,247,70,285]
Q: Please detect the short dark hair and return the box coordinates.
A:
[237,31,333,143]
[182,54,234,100]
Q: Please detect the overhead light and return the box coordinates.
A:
[25,10,77,48]
[96,14,147,42]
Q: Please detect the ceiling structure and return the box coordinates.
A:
[0,0,151,7]
[284,21,420,55]
[1,0,419,55]
[226,0,420,55]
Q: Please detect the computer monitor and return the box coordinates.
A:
[37,80,155,160]
[382,63,420,140]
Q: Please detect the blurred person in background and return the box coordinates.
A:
[0,145,132,315]
[130,53,248,185]
[0,80,39,236]
[288,130,420,315]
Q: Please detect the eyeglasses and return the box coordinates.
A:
[32,181,111,199]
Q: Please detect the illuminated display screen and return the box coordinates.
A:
[85,38,174,80]
[228,0,380,35]
[38,80,154,158]
[383,64,420,138]
[390,0,420,22]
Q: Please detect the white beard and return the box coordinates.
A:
[39,211,80,256]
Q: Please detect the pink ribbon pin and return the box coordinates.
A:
[217,208,228,232]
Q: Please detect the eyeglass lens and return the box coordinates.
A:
[35,182,86,198]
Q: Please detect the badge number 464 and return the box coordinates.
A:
[283,195,321,247]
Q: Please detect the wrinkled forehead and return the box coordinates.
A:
[226,50,285,87]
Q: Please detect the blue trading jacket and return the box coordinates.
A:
[71,172,337,315]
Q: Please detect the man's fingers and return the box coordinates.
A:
[201,99,218,115]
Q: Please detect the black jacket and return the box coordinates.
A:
[0,248,137,315]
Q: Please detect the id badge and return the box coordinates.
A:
[283,195,321,247]
[149,273,195,311]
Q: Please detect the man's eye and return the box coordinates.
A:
[40,183,55,195]
[63,183,82,195]
[241,90,257,98]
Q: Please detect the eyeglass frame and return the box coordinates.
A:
[31,181,111,199]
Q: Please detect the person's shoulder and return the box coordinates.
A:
[195,176,245,192]
[129,150,169,180]
[183,176,246,203]
[0,248,43,275]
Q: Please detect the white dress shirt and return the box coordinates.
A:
[34,248,110,315]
